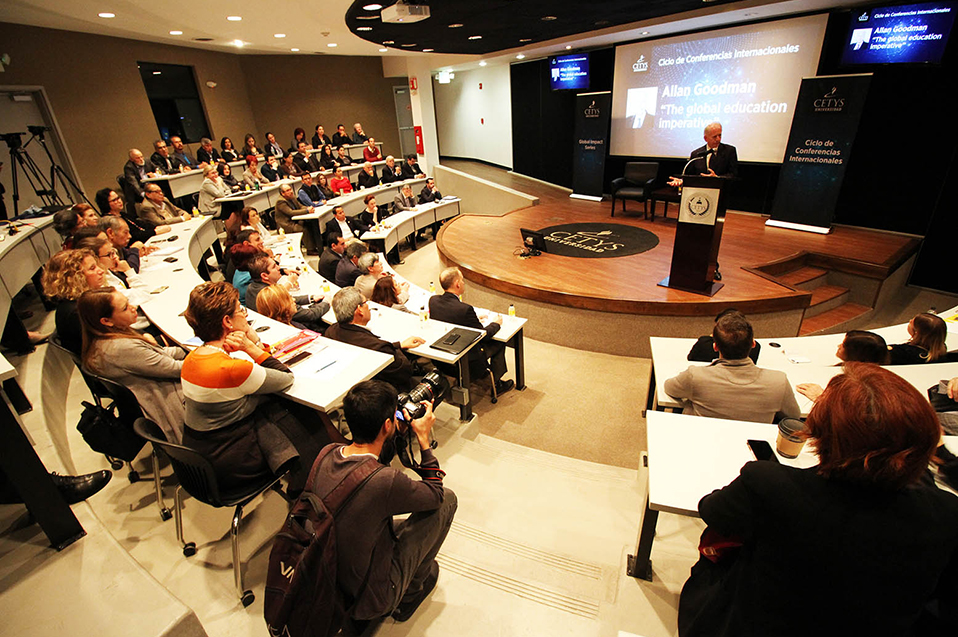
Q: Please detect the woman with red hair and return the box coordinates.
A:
[679,363,958,636]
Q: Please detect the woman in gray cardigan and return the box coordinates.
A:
[77,287,186,443]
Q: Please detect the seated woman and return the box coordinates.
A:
[217,162,241,192]
[316,173,335,201]
[318,144,339,170]
[255,283,327,332]
[41,249,106,356]
[329,167,353,197]
[180,281,328,493]
[225,206,270,244]
[889,312,947,364]
[242,133,262,158]
[220,136,238,163]
[230,242,264,305]
[278,153,305,179]
[78,287,186,443]
[371,275,412,314]
[796,330,890,401]
[198,165,232,216]
[242,155,270,189]
[75,236,148,294]
[678,363,958,637]
[95,187,169,243]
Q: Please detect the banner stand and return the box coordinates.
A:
[572,91,612,200]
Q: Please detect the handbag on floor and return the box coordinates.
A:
[76,400,146,462]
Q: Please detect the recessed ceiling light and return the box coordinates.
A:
[98,12,115,18]
[400,43,416,47]
[468,35,482,40]
[291,48,300,52]
[379,48,388,52]
[274,33,286,38]
[448,23,463,28]
[227,16,242,21]
[479,60,487,66]
[516,54,526,59]
[565,45,572,50]
[363,3,383,9]
[519,38,532,43]
[169,30,183,36]
[356,15,379,20]
[383,40,395,45]
[232,39,245,47]
[542,15,557,21]
[327,43,337,47]
[152,71,161,75]
[357,26,373,32]
[423,48,434,52]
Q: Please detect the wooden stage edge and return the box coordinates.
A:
[435,204,921,320]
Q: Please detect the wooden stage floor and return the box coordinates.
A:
[435,167,919,318]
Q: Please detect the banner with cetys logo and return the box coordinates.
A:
[768,73,872,231]
[572,91,612,201]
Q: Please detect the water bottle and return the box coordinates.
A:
[429,281,435,294]
[508,304,516,317]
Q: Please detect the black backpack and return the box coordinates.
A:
[264,445,382,637]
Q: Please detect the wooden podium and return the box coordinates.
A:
[658,175,728,296]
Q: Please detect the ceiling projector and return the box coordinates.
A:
[381,2,430,23]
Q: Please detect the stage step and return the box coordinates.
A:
[778,266,827,289]
[803,284,849,318]
[800,302,872,335]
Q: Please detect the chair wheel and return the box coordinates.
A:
[110,459,123,470]
[491,397,498,404]
[128,470,140,483]
[241,590,255,607]
[160,508,172,521]
[183,542,197,557]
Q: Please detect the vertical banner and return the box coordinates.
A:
[767,74,872,231]
[571,91,612,201]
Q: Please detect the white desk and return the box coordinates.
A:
[0,217,61,352]
[143,170,204,199]
[361,198,461,254]
[291,177,427,225]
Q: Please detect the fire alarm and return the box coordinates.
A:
[410,77,418,91]
[479,83,482,89]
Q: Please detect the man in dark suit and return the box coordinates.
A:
[669,122,738,186]
[418,178,442,204]
[381,155,403,184]
[332,124,352,148]
[292,141,320,173]
[196,137,221,165]
[325,287,425,392]
[428,267,515,395]
[357,162,380,190]
[122,148,156,216]
[401,154,425,180]
[319,233,347,281]
[324,205,367,243]
[149,139,183,174]
[335,241,368,287]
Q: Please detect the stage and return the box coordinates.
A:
[434,165,920,356]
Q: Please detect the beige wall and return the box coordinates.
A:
[0,22,404,202]
[239,55,403,161]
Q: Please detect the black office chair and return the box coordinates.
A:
[611,162,659,218]
[435,353,498,406]
[133,417,288,607]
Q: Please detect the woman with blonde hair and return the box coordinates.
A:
[42,249,106,355]
[889,312,948,364]
[256,283,327,331]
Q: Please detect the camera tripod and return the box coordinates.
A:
[1,126,91,218]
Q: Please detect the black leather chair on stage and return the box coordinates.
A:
[611,162,659,218]
[133,417,289,608]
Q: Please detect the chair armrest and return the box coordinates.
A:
[611,177,631,192]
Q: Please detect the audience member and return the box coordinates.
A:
[230,242,264,305]
[74,203,101,228]
[381,155,403,184]
[329,167,353,197]
[312,379,455,624]
[335,241,368,287]
[196,137,221,165]
[247,258,329,332]
[100,215,146,272]
[393,183,418,215]
[337,145,353,167]
[137,183,191,226]
[243,155,270,188]
[169,136,196,169]
[298,172,326,208]
[274,184,317,254]
[42,249,106,355]
[264,132,285,159]
[332,124,351,148]
[319,145,339,170]
[242,133,262,158]
[262,156,282,182]
[363,137,382,162]
[796,329,892,401]
[241,207,271,240]
[320,233,347,281]
[224,228,269,283]
[354,252,385,299]
[664,312,799,422]
[279,153,305,179]
[290,127,308,153]
[325,287,424,392]
[312,125,331,149]
[678,363,958,637]
[401,154,425,180]
[351,122,368,144]
[78,236,147,294]
[316,173,335,200]
[429,266,515,395]
[53,207,83,248]
[688,309,761,363]
[889,312,947,364]
[357,162,380,190]
[180,281,328,495]
[150,139,182,174]
[121,148,156,213]
[293,141,320,173]
[78,287,186,443]
[96,187,168,244]
[324,205,367,243]
[217,162,241,191]
[220,136,239,162]
[255,284,323,333]
[419,178,442,204]
[372,275,412,313]
[198,165,231,216]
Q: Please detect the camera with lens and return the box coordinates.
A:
[393,371,449,469]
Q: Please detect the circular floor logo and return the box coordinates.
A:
[537,223,659,259]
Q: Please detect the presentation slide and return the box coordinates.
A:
[842,1,956,65]
[550,53,590,90]
[610,14,828,163]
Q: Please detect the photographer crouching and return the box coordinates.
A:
[318,380,456,625]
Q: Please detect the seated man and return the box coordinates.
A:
[101,215,144,272]
[150,139,183,174]
[137,183,191,226]
[274,183,318,254]
[393,183,418,215]
[381,155,403,184]
[292,141,320,173]
[352,122,368,144]
[332,124,352,148]
[313,379,455,624]
[429,267,515,395]
[325,287,425,392]
[664,312,800,423]
[357,161,381,190]
[337,145,353,167]
[298,172,326,208]
[363,137,382,162]
[319,232,346,281]
[687,308,760,364]
[169,135,197,170]
[245,256,328,332]
[196,137,221,165]
[324,205,367,243]
[335,241,367,288]
[354,252,385,300]
[401,154,425,180]
[418,178,442,204]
